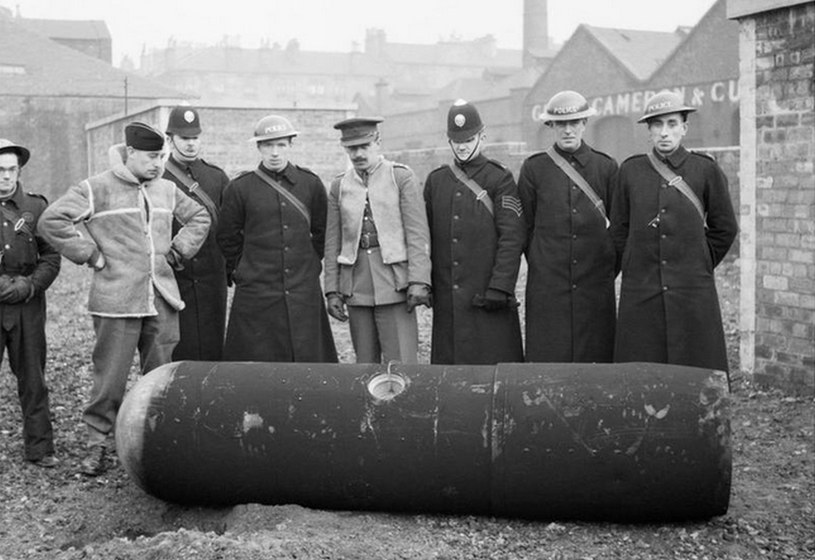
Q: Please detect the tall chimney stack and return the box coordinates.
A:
[523,0,549,68]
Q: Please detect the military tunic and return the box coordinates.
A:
[164,155,229,361]
[518,142,618,363]
[0,185,60,460]
[218,163,337,363]
[424,155,524,364]
[610,146,737,371]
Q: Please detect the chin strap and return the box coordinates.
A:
[450,134,482,165]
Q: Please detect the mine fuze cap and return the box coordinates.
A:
[447,99,485,142]
[250,115,298,142]
[542,90,596,124]
[0,139,31,167]
[334,116,383,147]
[638,91,697,123]
[125,122,165,151]
[166,106,202,136]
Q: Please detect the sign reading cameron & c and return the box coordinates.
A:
[530,79,739,122]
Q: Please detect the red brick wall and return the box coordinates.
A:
[751,3,814,393]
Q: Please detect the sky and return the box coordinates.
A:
[5,0,719,67]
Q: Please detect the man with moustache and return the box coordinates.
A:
[0,139,61,468]
[217,115,337,363]
[423,100,524,364]
[518,90,618,363]
[39,122,210,475]
[611,91,737,373]
[324,117,431,364]
[163,106,229,361]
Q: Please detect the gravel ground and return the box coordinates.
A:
[0,258,812,560]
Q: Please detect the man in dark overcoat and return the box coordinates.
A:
[423,100,524,364]
[217,115,337,363]
[0,139,61,468]
[611,91,737,372]
[163,106,229,361]
[518,90,618,362]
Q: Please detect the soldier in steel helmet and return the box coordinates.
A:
[423,100,524,364]
[610,91,737,373]
[39,122,211,475]
[163,106,230,361]
[518,90,618,363]
[0,139,61,468]
[217,115,337,363]
[324,116,431,364]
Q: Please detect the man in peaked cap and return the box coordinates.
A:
[518,90,619,363]
[39,121,210,475]
[0,139,61,468]
[216,115,337,363]
[610,90,737,374]
[324,116,431,364]
[423,99,524,364]
[163,106,229,361]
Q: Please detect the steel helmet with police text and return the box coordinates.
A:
[0,139,31,167]
[250,115,299,142]
[447,99,485,142]
[166,106,202,136]
[541,90,596,123]
[638,91,696,123]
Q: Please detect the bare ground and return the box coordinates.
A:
[1,259,812,560]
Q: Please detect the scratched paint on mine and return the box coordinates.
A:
[242,412,264,433]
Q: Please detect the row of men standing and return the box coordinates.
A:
[2,88,736,474]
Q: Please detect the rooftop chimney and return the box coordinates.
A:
[523,0,549,68]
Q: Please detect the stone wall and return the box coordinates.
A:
[0,95,162,201]
[86,104,353,187]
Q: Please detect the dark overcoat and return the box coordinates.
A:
[518,143,618,362]
[0,186,61,460]
[164,155,229,361]
[610,146,737,371]
[424,155,524,365]
[217,163,337,363]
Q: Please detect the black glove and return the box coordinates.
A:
[473,288,512,311]
[2,276,35,304]
[326,293,348,322]
[166,248,185,271]
[406,283,432,313]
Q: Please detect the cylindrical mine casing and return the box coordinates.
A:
[116,361,731,521]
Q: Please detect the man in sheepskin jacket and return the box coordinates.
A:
[38,122,210,476]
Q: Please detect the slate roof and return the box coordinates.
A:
[581,25,687,81]
[0,18,186,98]
[17,18,110,41]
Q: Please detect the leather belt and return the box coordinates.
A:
[359,232,380,249]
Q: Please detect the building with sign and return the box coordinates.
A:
[523,0,739,160]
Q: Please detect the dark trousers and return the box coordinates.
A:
[1,296,54,461]
[85,295,178,447]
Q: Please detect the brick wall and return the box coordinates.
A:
[737,2,814,394]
